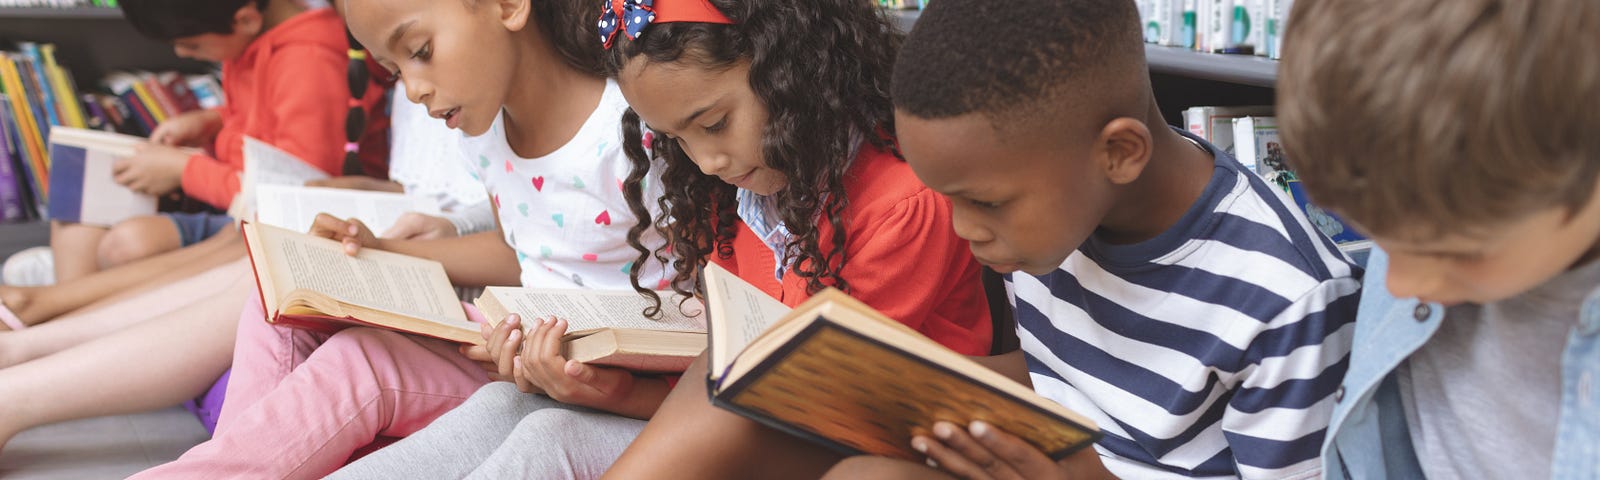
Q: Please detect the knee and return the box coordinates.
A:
[822,456,943,480]
[97,217,179,267]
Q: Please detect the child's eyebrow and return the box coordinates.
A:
[674,104,716,132]
[386,20,417,52]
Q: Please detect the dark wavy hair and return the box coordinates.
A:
[121,0,260,41]
[603,0,901,315]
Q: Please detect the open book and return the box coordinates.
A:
[474,286,707,373]
[241,221,481,344]
[254,184,439,234]
[241,223,707,369]
[46,127,160,226]
[702,262,1101,461]
[227,136,331,221]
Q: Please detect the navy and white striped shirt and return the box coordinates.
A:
[1010,130,1361,479]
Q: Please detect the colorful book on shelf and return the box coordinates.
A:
[39,44,86,129]
[14,43,61,129]
[0,97,44,217]
[1230,115,1288,179]
[701,262,1101,461]
[45,127,160,226]
[1284,180,1367,247]
[0,55,50,197]
[0,96,27,223]
[1182,105,1272,157]
[475,286,707,373]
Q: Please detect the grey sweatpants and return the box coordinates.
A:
[327,382,647,480]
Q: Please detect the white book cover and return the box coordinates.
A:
[1232,116,1285,179]
[254,185,441,235]
[46,127,160,227]
[228,136,331,220]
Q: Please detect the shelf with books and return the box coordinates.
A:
[885,9,1277,88]
[0,7,122,19]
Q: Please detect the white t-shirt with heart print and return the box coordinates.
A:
[459,80,670,291]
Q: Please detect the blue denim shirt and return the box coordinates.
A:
[1323,248,1600,479]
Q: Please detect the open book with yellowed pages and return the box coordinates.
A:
[240,222,481,344]
[702,262,1101,461]
[474,286,707,373]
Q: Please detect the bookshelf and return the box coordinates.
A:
[0,7,212,91]
[884,9,1276,129]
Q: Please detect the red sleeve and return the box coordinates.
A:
[179,45,347,208]
[179,151,241,209]
[835,189,993,355]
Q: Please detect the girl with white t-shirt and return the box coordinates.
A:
[127,0,671,476]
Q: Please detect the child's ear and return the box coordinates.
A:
[1095,118,1153,185]
[233,4,264,37]
[493,0,533,31]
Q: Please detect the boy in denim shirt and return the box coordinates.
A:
[1278,0,1600,478]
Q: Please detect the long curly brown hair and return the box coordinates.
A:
[601,0,902,315]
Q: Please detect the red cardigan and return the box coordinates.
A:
[181,8,389,209]
[709,144,993,356]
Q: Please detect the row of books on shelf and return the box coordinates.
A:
[0,40,221,224]
[0,0,115,7]
[1138,0,1291,59]
[1185,104,1370,254]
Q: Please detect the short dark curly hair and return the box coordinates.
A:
[601,0,901,315]
[893,0,1144,131]
[120,0,262,42]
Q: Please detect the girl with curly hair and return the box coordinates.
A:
[331,0,993,478]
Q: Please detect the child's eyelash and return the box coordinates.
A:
[410,42,432,61]
[704,117,728,133]
[968,199,1001,209]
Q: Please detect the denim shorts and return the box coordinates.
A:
[164,212,234,247]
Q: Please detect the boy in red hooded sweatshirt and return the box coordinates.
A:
[36,0,387,283]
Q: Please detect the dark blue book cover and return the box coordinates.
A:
[1286,180,1366,245]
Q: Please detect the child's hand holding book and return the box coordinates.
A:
[308,213,380,256]
[512,315,651,415]
[914,420,1113,480]
[114,142,191,195]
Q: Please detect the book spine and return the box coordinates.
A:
[40,45,86,128]
[79,93,110,132]
[127,81,167,124]
[1,98,45,217]
[117,90,156,136]
[0,94,23,223]
[0,56,50,197]
[15,43,61,128]
[1183,107,1211,140]
[1232,116,1259,173]
[44,142,85,223]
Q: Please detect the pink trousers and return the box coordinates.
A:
[129,295,491,479]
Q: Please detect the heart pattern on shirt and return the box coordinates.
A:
[582,253,599,262]
[595,210,611,225]
[552,213,565,228]
[573,176,586,189]
[531,176,545,191]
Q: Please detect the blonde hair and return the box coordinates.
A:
[1278,0,1600,238]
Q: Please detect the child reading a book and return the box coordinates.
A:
[128,0,677,477]
[330,1,993,478]
[1273,0,1600,478]
[816,1,1360,479]
[0,87,490,456]
[32,0,387,283]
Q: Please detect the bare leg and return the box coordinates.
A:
[0,228,243,328]
[96,215,185,270]
[0,259,250,369]
[0,262,251,452]
[601,354,844,480]
[49,221,108,283]
[821,456,954,480]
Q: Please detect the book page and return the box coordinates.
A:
[255,185,440,234]
[480,286,704,334]
[243,136,330,187]
[254,224,466,326]
[703,262,792,377]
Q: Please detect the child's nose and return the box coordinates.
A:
[692,150,731,177]
[403,79,431,105]
[950,209,993,244]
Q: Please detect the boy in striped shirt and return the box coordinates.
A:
[826,0,1360,478]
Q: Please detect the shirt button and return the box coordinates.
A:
[1335,386,1346,402]
[1413,304,1432,321]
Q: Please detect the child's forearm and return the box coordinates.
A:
[372,231,521,287]
[969,350,1032,387]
